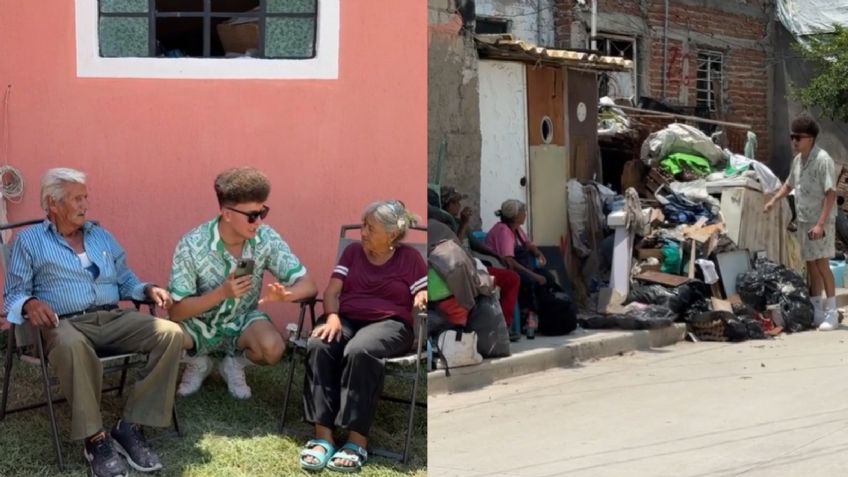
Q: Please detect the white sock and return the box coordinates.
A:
[826,296,837,312]
[812,297,823,312]
[233,355,253,368]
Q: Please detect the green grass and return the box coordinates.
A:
[0,346,427,477]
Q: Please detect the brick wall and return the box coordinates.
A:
[555,0,773,162]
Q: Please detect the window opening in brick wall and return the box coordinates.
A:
[595,35,637,99]
[475,16,510,35]
[99,0,318,59]
[696,51,723,113]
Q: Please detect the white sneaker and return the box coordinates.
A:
[819,309,839,331]
[177,355,213,397]
[219,356,252,400]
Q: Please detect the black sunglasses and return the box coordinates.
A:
[225,205,269,223]
[790,134,812,141]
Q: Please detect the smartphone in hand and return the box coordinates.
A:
[234,258,255,277]
[808,230,827,241]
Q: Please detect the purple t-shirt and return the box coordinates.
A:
[331,243,427,327]
[484,222,528,258]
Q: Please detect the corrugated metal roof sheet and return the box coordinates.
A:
[475,34,633,72]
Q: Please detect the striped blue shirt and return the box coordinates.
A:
[3,220,149,324]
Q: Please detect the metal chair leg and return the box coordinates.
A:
[172,402,182,436]
[37,333,64,471]
[1,328,16,420]
[117,357,130,397]
[279,350,297,433]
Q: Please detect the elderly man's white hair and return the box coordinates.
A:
[40,168,87,212]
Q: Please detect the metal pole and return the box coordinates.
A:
[662,0,669,99]
[591,0,598,51]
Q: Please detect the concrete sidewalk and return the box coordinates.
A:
[428,323,688,395]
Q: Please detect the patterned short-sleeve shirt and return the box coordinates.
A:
[168,218,306,331]
[787,145,837,224]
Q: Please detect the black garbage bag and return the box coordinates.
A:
[779,290,814,332]
[736,258,813,332]
[537,287,579,336]
[619,305,676,330]
[579,313,620,329]
[626,285,676,307]
[466,295,511,358]
[627,282,710,320]
[723,317,749,341]
[427,308,451,338]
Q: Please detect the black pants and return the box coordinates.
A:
[516,267,557,314]
[303,315,413,437]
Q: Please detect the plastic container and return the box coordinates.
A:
[830,260,846,288]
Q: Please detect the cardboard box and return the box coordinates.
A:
[217,22,258,55]
[637,248,664,261]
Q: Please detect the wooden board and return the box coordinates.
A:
[720,187,782,266]
[634,271,691,287]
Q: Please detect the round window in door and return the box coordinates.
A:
[540,116,554,144]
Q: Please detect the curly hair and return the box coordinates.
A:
[791,113,820,138]
[214,167,271,207]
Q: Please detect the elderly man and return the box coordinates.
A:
[4,168,184,477]
[765,114,839,330]
[168,167,317,400]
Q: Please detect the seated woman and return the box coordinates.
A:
[484,199,555,338]
[299,200,427,473]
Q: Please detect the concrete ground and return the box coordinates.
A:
[429,328,848,477]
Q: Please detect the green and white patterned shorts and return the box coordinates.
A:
[798,221,836,262]
[181,309,271,356]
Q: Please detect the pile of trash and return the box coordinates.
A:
[580,98,807,342]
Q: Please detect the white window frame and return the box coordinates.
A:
[696,50,723,112]
[75,0,339,80]
[594,33,638,98]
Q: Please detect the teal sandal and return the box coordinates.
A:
[299,439,335,472]
[327,442,368,473]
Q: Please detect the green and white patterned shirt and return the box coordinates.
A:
[168,217,306,329]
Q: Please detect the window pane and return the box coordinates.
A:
[99,17,149,57]
[156,0,203,12]
[268,0,316,14]
[266,17,315,58]
[100,0,148,13]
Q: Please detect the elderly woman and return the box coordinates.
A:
[484,199,554,338]
[299,200,427,472]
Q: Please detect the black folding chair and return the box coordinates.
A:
[279,224,427,464]
[0,219,181,471]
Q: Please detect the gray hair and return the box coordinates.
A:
[496,199,526,222]
[40,168,87,212]
[362,200,417,244]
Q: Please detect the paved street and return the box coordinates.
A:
[429,329,848,477]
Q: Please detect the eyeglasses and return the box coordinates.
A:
[225,205,269,223]
[790,134,812,142]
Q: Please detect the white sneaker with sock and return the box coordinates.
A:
[219,355,252,399]
[819,296,839,331]
[177,355,213,397]
[812,296,826,327]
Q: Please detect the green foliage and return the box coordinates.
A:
[791,25,848,122]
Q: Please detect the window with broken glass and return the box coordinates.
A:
[98,0,317,59]
[595,35,637,99]
[696,51,723,113]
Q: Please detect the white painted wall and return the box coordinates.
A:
[479,60,529,233]
[476,0,555,47]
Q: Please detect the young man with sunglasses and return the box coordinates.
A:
[167,167,317,398]
[765,114,839,330]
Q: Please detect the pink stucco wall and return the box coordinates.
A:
[0,2,426,323]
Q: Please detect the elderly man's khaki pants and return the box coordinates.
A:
[41,310,183,440]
